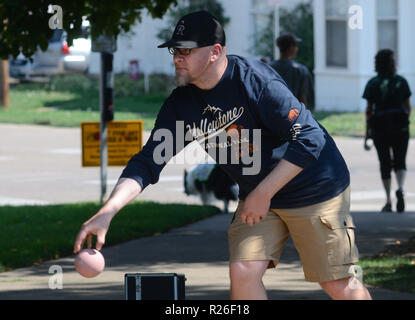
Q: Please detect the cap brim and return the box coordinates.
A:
[158,39,199,49]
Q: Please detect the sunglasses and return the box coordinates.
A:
[168,47,194,56]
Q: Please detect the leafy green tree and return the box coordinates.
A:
[0,0,178,59]
[279,2,314,73]
[253,13,274,60]
[157,0,230,42]
[252,1,314,72]
[0,0,179,107]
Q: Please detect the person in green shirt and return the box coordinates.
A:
[363,49,412,213]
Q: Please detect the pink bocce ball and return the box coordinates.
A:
[75,249,105,278]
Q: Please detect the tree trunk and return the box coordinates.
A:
[0,60,10,108]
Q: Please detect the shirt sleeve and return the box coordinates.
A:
[119,95,187,190]
[362,80,374,102]
[255,79,326,168]
[402,78,412,100]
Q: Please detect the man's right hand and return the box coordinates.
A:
[73,211,113,254]
[73,177,142,254]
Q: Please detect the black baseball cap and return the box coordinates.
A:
[158,11,226,49]
[276,32,302,51]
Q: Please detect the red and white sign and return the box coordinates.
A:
[129,60,140,80]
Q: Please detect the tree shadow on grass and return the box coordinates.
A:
[43,96,99,112]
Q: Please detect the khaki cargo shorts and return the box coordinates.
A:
[228,186,359,282]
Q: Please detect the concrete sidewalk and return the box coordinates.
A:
[1,210,415,300]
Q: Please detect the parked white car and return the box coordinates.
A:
[9,26,91,79]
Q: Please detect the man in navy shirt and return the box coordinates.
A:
[74,11,371,300]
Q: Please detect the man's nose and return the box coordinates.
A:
[174,54,184,63]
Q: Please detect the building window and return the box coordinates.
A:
[377,0,398,58]
[325,0,348,67]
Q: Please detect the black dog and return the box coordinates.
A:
[184,163,239,214]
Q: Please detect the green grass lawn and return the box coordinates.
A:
[314,111,366,137]
[0,89,159,129]
[358,257,415,294]
[0,75,169,131]
[2,74,414,136]
[0,201,220,273]
[2,199,414,295]
[2,75,415,294]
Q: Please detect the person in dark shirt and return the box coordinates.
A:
[74,11,371,300]
[270,32,314,110]
[363,49,412,213]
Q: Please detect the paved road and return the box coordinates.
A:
[1,123,414,211]
[0,123,415,300]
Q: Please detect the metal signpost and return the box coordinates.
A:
[92,35,116,203]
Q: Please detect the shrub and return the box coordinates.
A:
[46,74,99,94]
[114,72,174,97]
[44,72,174,97]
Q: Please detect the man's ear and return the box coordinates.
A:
[210,44,223,63]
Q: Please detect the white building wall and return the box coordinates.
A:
[399,0,415,107]
[88,0,414,111]
[89,0,307,76]
[314,0,376,111]
[220,0,252,57]
[314,0,415,112]
[89,12,173,76]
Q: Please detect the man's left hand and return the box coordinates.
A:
[240,190,271,227]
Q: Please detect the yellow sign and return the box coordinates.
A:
[81,120,143,167]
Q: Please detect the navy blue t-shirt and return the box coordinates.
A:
[121,55,350,208]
